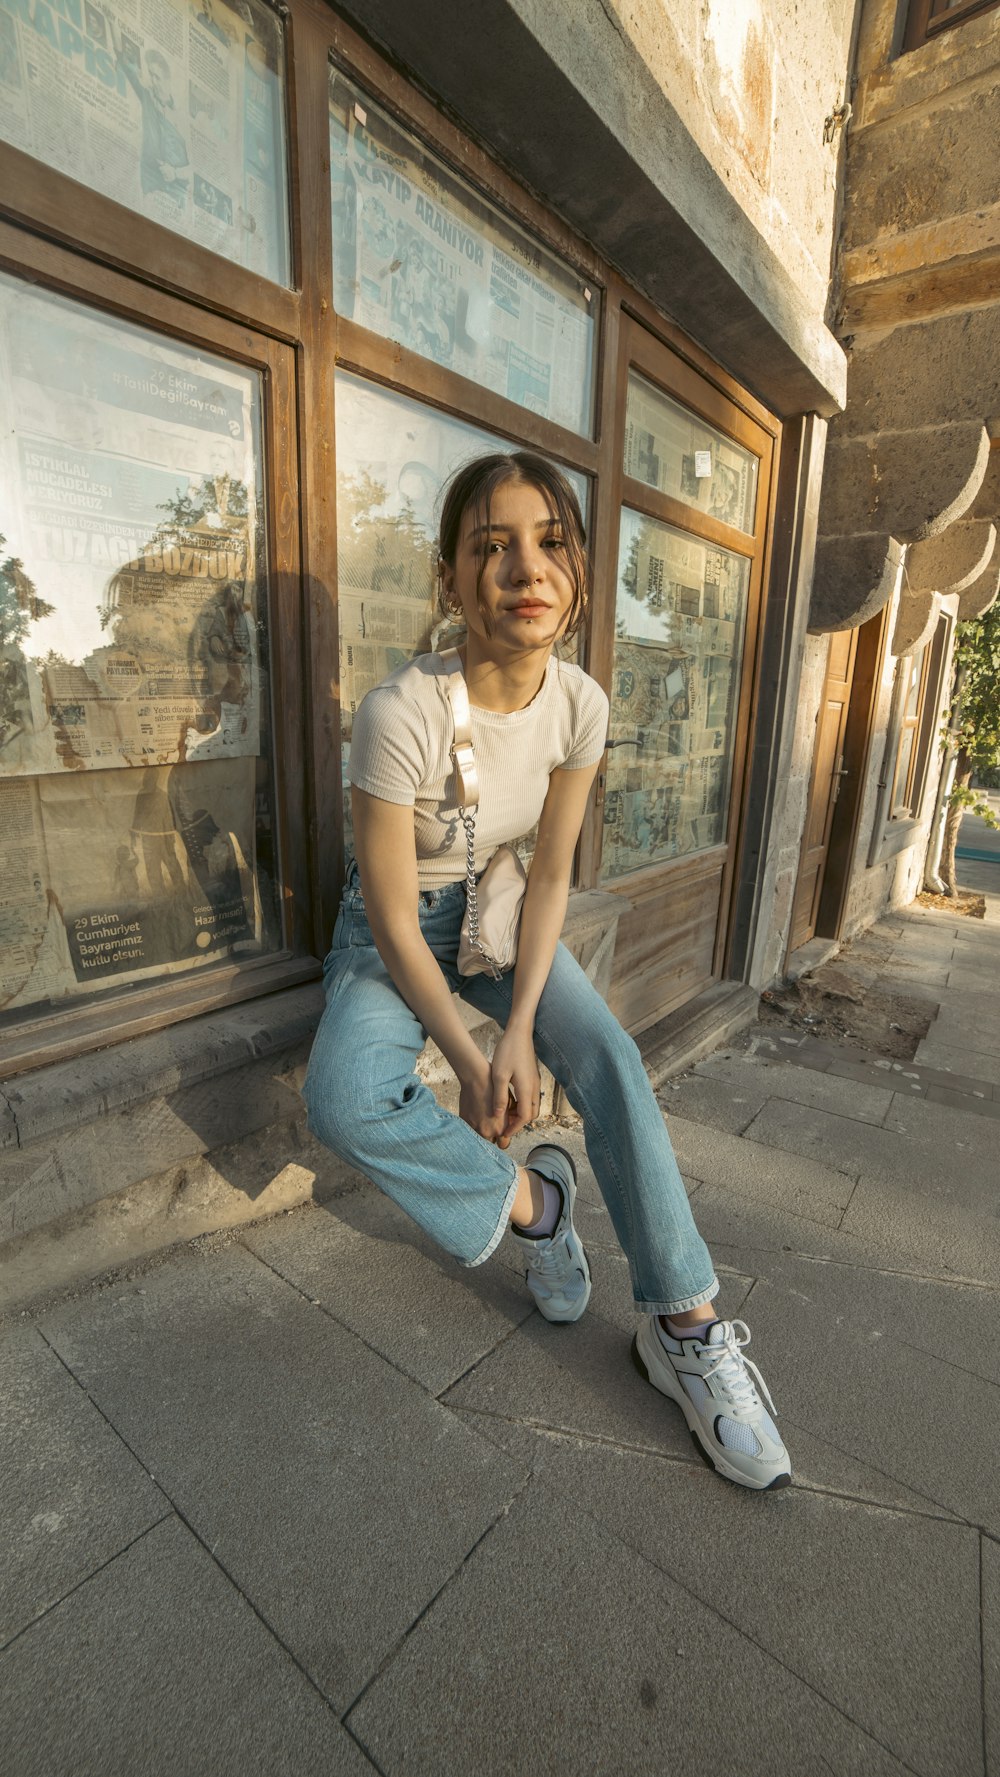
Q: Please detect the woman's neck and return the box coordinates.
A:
[460,641,552,713]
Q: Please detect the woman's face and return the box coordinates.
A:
[443,478,577,658]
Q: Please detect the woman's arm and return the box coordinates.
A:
[492,759,601,1144]
[352,787,505,1142]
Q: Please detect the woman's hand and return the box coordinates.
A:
[490,1025,541,1148]
[458,1056,508,1145]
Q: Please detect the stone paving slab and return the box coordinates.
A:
[38,1245,528,1711]
[985,1534,999,1777]
[667,1114,854,1227]
[737,1274,1000,1535]
[241,1193,535,1395]
[659,1070,772,1135]
[465,1434,981,1777]
[915,1039,1000,1086]
[1,1326,166,1646]
[933,996,1000,1052]
[0,1517,372,1777]
[840,1177,1000,1288]
[441,1244,754,1462]
[743,1094,998,1213]
[693,1050,896,1124]
[346,1479,911,1777]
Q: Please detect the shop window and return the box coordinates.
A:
[602,366,759,882]
[869,615,951,863]
[0,272,284,1029]
[903,0,1000,52]
[0,0,290,284]
[329,68,597,438]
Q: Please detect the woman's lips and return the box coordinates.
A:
[509,602,549,616]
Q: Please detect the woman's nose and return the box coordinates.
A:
[510,537,544,583]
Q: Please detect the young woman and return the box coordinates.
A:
[304,451,790,1492]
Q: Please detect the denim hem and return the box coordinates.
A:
[634,1276,719,1317]
[461,1169,520,1269]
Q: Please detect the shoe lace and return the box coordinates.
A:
[697,1320,777,1418]
[526,1231,570,1280]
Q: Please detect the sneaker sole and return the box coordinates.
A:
[631,1334,791,1493]
[522,1144,592,1324]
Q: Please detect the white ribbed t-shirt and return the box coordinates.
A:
[350,653,610,887]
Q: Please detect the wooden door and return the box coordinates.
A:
[596,318,776,1032]
[787,628,858,953]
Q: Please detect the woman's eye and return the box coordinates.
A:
[544,535,566,550]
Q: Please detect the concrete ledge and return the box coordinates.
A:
[637,982,759,1088]
[0,889,627,1311]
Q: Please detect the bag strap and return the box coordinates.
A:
[437,646,479,811]
[437,649,496,967]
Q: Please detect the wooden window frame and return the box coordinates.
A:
[868,614,951,865]
[903,0,1000,53]
[0,0,782,1072]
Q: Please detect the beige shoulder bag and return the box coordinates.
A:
[438,648,527,979]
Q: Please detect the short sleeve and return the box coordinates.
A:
[349,683,429,805]
[562,673,610,770]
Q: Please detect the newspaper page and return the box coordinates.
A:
[602,512,749,877]
[0,757,261,1014]
[623,373,758,535]
[329,71,595,438]
[0,271,262,780]
[0,0,288,283]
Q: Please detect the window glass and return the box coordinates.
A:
[329,70,597,437]
[0,274,283,1022]
[0,0,290,284]
[624,371,758,534]
[601,509,749,879]
[334,372,587,853]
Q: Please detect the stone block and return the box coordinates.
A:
[809,531,905,633]
[818,423,989,543]
[0,1051,311,1246]
[39,1243,528,1711]
[892,588,939,656]
[957,561,1000,620]
[695,1049,895,1124]
[0,1516,371,1777]
[846,306,1000,434]
[986,1535,1000,1777]
[906,519,997,593]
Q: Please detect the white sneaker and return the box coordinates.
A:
[509,1144,592,1323]
[633,1316,791,1491]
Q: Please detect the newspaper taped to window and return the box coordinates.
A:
[330,72,595,438]
[0,272,263,780]
[602,511,749,878]
[0,0,288,283]
[0,755,268,1014]
[623,372,758,536]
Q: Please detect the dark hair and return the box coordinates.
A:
[437,451,588,643]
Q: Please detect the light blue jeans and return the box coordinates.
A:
[303,864,718,1316]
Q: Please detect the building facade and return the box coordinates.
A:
[7,0,990,1299]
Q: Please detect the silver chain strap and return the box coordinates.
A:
[458,802,502,979]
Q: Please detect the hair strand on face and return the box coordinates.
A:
[436,451,589,643]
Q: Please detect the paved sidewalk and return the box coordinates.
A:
[3,885,999,1776]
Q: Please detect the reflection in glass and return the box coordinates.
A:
[601,509,749,880]
[0,274,282,1024]
[624,372,758,534]
[0,0,290,284]
[334,372,588,855]
[329,70,596,437]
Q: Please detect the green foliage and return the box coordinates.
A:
[951,604,1000,767]
[944,602,1000,829]
[0,534,55,651]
